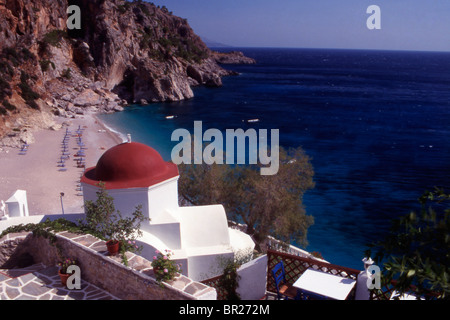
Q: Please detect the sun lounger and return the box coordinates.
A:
[19,144,28,154]
[19,147,28,155]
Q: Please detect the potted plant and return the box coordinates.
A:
[58,258,78,287]
[151,249,182,285]
[102,210,146,257]
[83,183,147,262]
[106,238,120,256]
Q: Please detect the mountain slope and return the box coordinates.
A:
[0,0,252,143]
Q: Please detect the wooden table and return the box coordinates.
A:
[292,268,357,300]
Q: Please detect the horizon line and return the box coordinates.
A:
[207,45,450,54]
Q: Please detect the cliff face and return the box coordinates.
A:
[0,0,253,142]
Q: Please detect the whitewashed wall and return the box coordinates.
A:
[236,255,268,300]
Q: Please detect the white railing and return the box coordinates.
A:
[266,236,329,263]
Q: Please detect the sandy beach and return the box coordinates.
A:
[0,112,125,216]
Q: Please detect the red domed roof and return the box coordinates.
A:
[81,142,179,189]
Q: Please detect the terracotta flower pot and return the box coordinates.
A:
[106,239,120,256]
[58,270,70,286]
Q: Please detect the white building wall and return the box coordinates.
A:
[176,205,231,248]
[146,220,182,249]
[5,190,29,218]
[146,177,179,220]
[355,271,371,300]
[236,255,268,300]
[81,177,179,222]
[108,188,150,217]
[81,183,149,220]
[187,250,235,281]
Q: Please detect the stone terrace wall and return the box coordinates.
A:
[0,231,216,300]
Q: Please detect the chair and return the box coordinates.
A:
[271,261,299,300]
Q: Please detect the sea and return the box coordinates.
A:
[98,48,450,270]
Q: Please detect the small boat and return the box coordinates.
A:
[247,119,260,123]
[166,115,175,119]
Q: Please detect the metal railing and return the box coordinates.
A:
[201,274,229,300]
[266,248,361,297]
[201,247,363,300]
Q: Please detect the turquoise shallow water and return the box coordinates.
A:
[99,48,450,269]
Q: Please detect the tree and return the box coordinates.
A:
[178,146,315,251]
[368,187,450,299]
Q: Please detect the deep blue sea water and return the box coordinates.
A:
[98,48,450,270]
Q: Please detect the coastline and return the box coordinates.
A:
[0,112,125,216]
[91,113,126,145]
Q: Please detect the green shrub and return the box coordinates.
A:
[117,1,131,14]
[138,2,151,16]
[39,59,55,72]
[117,4,127,14]
[61,68,72,79]
[41,29,68,48]
[27,100,40,110]
[151,250,181,285]
[2,100,17,112]
[19,71,40,110]
[2,47,20,66]
[20,48,36,61]
[2,47,35,66]
[158,38,171,48]
[139,27,153,49]
[21,85,39,100]
[0,60,15,78]
[0,77,11,100]
[19,82,39,101]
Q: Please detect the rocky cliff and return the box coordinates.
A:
[0,0,254,143]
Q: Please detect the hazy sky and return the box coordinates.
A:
[152,0,450,52]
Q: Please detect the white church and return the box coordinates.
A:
[80,139,255,281]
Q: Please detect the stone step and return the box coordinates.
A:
[0,263,118,300]
[0,263,47,280]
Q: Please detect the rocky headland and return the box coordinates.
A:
[0,0,255,146]
[211,51,256,65]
